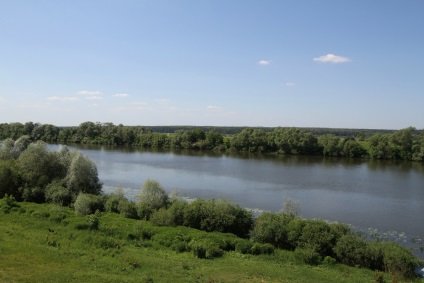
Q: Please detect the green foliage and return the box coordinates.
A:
[318,134,341,156]
[0,201,411,282]
[66,152,102,197]
[252,212,294,249]
[74,193,104,216]
[294,247,322,265]
[250,243,275,255]
[334,234,377,268]
[18,141,66,194]
[87,210,100,230]
[380,241,420,280]
[189,239,224,259]
[137,179,168,220]
[0,194,19,213]
[0,159,21,199]
[182,198,253,238]
[45,180,72,206]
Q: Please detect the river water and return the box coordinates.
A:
[50,144,424,250]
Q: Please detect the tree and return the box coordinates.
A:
[137,179,168,220]
[390,127,415,160]
[18,141,65,190]
[367,134,396,159]
[0,159,21,198]
[66,152,102,198]
[317,134,341,157]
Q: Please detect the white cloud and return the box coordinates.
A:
[285,82,295,87]
[47,96,79,102]
[258,60,271,65]
[313,54,351,63]
[78,90,101,95]
[113,93,129,97]
[85,96,103,100]
[207,105,223,111]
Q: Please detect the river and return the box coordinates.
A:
[49,144,424,252]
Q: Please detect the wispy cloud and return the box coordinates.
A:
[78,90,101,95]
[0,96,5,102]
[313,54,351,63]
[113,93,129,97]
[285,82,295,87]
[258,59,271,65]
[207,105,223,111]
[47,96,79,102]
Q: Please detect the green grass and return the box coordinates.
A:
[1,202,422,283]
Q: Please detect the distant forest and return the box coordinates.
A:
[1,122,423,161]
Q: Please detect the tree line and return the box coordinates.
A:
[1,122,424,161]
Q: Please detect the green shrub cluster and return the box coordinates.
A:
[0,140,102,202]
[150,198,253,238]
[252,212,422,279]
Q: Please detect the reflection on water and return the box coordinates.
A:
[48,144,424,245]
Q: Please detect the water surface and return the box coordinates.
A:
[50,144,424,243]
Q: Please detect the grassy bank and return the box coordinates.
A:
[1,202,422,282]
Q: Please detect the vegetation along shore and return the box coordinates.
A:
[1,138,424,282]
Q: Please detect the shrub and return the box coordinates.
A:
[87,211,100,230]
[183,198,253,237]
[189,239,224,259]
[380,242,419,280]
[253,212,294,249]
[323,256,337,265]
[235,239,252,254]
[150,208,174,226]
[250,243,275,255]
[294,247,322,265]
[288,219,348,257]
[74,193,104,216]
[334,234,374,268]
[45,180,72,206]
[0,194,19,213]
[117,199,138,219]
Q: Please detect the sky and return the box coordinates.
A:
[1,0,423,129]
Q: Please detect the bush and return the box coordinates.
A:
[104,188,138,219]
[235,239,252,254]
[182,198,253,237]
[294,247,322,265]
[250,243,275,255]
[334,234,375,268]
[74,193,104,216]
[380,242,419,280]
[87,211,100,230]
[45,180,72,206]
[253,212,294,249]
[150,208,174,226]
[0,194,19,213]
[288,219,348,257]
[189,239,224,259]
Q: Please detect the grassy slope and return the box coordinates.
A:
[0,203,421,283]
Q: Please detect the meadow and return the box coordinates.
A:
[1,201,422,283]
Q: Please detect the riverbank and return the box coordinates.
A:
[2,201,421,283]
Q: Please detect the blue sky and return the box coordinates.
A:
[1,0,423,129]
